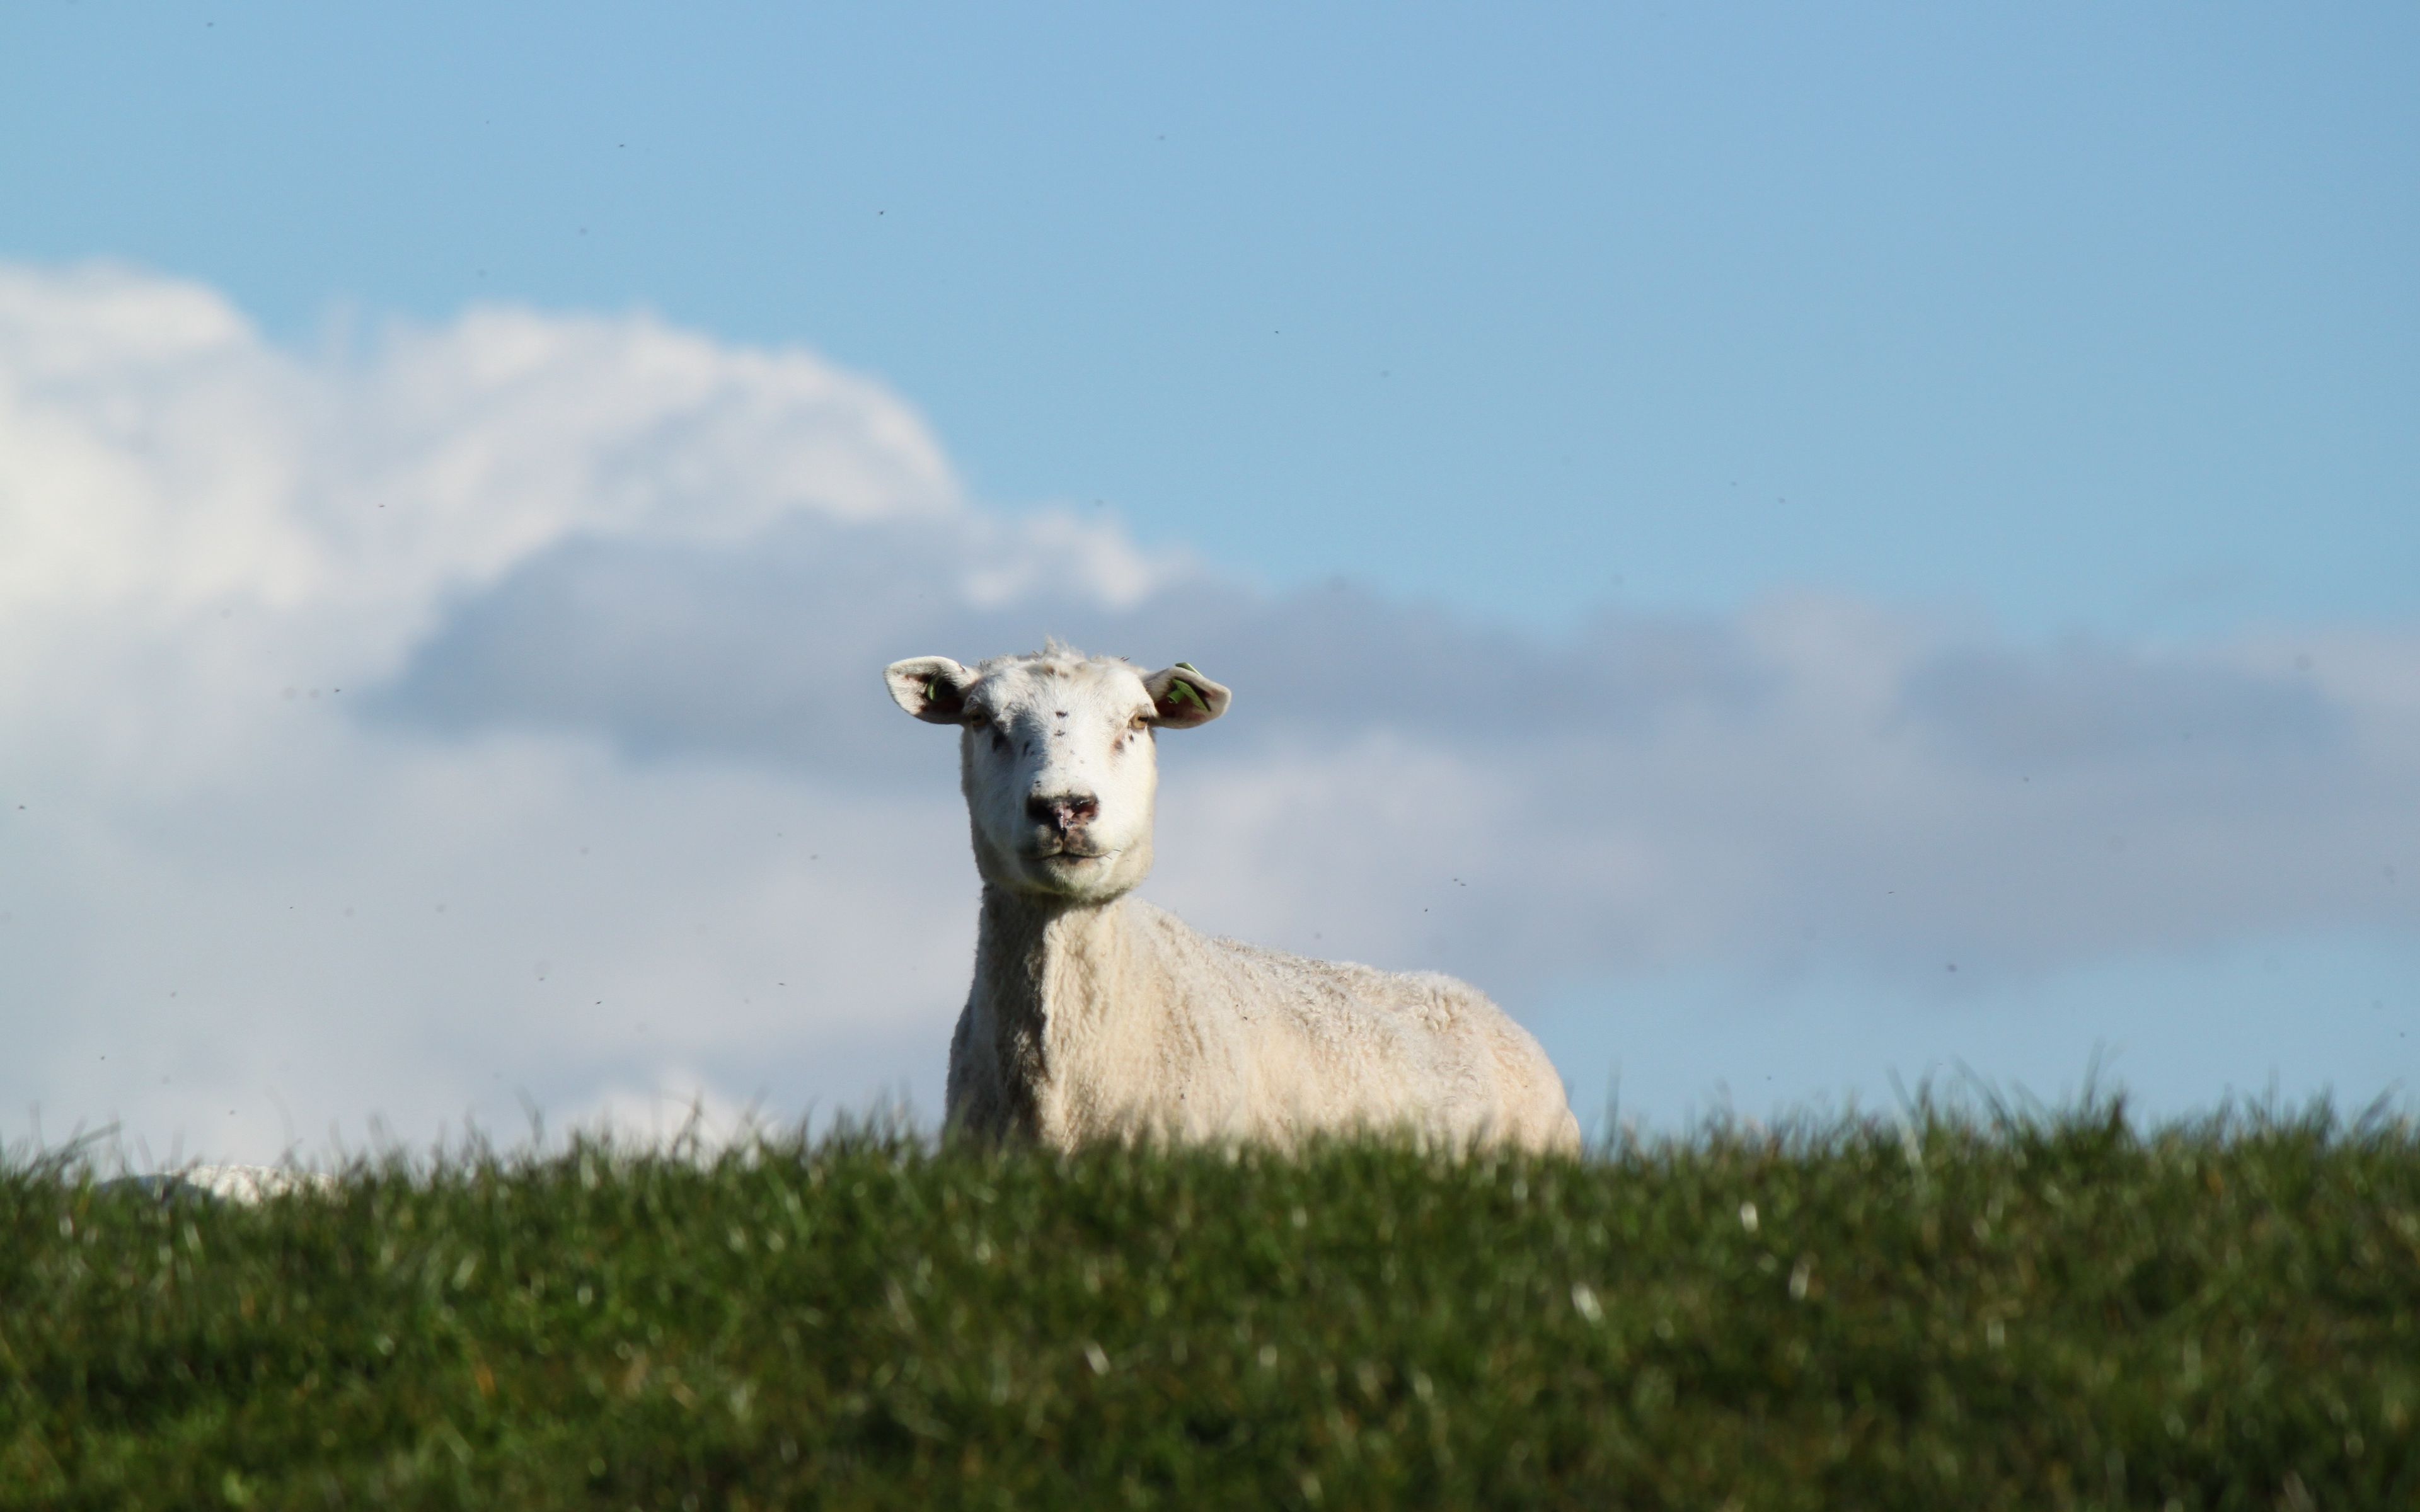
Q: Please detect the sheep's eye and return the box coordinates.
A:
[1128,713,1150,732]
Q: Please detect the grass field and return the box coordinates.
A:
[4,1097,2417,1509]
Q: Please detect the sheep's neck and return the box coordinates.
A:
[973,888,1131,1131]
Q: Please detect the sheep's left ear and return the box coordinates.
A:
[1144,662,1230,728]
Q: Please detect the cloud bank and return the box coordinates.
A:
[3,262,2412,1159]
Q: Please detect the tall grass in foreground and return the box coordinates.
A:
[3,1099,2417,1509]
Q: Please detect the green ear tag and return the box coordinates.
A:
[924,677,943,704]
[1166,680,1204,709]
[1175,661,1199,673]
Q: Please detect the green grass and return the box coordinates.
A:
[4,1099,2417,1509]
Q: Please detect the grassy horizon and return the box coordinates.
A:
[5,1094,2417,1508]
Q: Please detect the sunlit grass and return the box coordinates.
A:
[4,1096,2416,1508]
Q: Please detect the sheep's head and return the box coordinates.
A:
[885,646,1230,904]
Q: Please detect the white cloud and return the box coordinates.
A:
[4,261,2414,1160]
[0,261,1027,1159]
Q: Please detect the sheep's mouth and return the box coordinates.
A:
[1033,847,1112,864]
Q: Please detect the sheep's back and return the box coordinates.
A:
[1125,902,1575,1148]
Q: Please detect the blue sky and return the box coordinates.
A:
[2,6,2414,1153]
[11,3,2414,633]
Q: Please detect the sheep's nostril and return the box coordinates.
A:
[1027,793,1100,833]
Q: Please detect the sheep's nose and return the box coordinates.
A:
[1028,792,1099,833]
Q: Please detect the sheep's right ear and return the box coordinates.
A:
[885,657,975,723]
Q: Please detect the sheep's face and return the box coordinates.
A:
[886,648,1230,904]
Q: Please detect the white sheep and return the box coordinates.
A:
[885,643,1581,1152]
